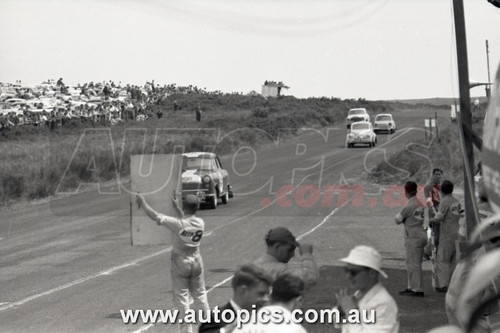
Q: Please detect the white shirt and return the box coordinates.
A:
[341,283,399,333]
[233,305,307,333]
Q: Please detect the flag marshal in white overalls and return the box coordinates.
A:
[136,192,209,333]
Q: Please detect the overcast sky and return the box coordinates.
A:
[1,0,499,100]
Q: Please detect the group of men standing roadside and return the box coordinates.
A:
[395,168,463,297]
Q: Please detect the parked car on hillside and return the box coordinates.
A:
[346,121,377,148]
[346,108,370,128]
[373,113,396,134]
[181,152,233,209]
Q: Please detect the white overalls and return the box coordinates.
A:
[158,214,210,333]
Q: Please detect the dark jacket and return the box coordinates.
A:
[199,302,235,333]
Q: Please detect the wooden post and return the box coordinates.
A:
[425,122,428,143]
[435,112,440,142]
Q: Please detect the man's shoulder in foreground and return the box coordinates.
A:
[198,302,234,333]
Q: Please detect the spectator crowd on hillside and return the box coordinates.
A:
[0,79,212,131]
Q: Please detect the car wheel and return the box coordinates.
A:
[221,190,229,204]
[209,194,218,209]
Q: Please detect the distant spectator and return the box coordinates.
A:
[195,104,202,122]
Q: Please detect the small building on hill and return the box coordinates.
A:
[261,81,289,98]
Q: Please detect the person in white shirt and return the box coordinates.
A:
[137,192,209,333]
[233,273,308,333]
[335,245,399,333]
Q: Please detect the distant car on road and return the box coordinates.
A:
[181,152,233,209]
[373,113,396,134]
[346,122,377,148]
[346,108,370,128]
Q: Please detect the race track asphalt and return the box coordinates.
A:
[0,108,452,332]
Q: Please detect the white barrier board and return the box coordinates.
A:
[130,154,182,245]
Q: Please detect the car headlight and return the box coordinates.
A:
[202,175,211,184]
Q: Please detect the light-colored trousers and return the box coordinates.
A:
[405,235,427,291]
[436,236,457,288]
[171,252,210,333]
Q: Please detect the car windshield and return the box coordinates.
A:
[376,115,392,121]
[352,123,370,130]
[184,157,214,170]
[349,110,365,115]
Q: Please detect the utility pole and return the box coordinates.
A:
[486,40,491,98]
[452,0,478,239]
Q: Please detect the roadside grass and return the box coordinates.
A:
[1,95,404,207]
[369,103,487,186]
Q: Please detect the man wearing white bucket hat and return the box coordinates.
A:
[335,245,399,333]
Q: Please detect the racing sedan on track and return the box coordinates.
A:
[373,113,396,134]
[181,152,233,209]
[346,121,377,148]
[346,108,370,128]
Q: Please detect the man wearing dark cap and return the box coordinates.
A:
[253,227,318,288]
[137,192,209,333]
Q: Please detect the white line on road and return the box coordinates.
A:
[131,274,236,333]
[296,207,340,241]
[0,246,173,312]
